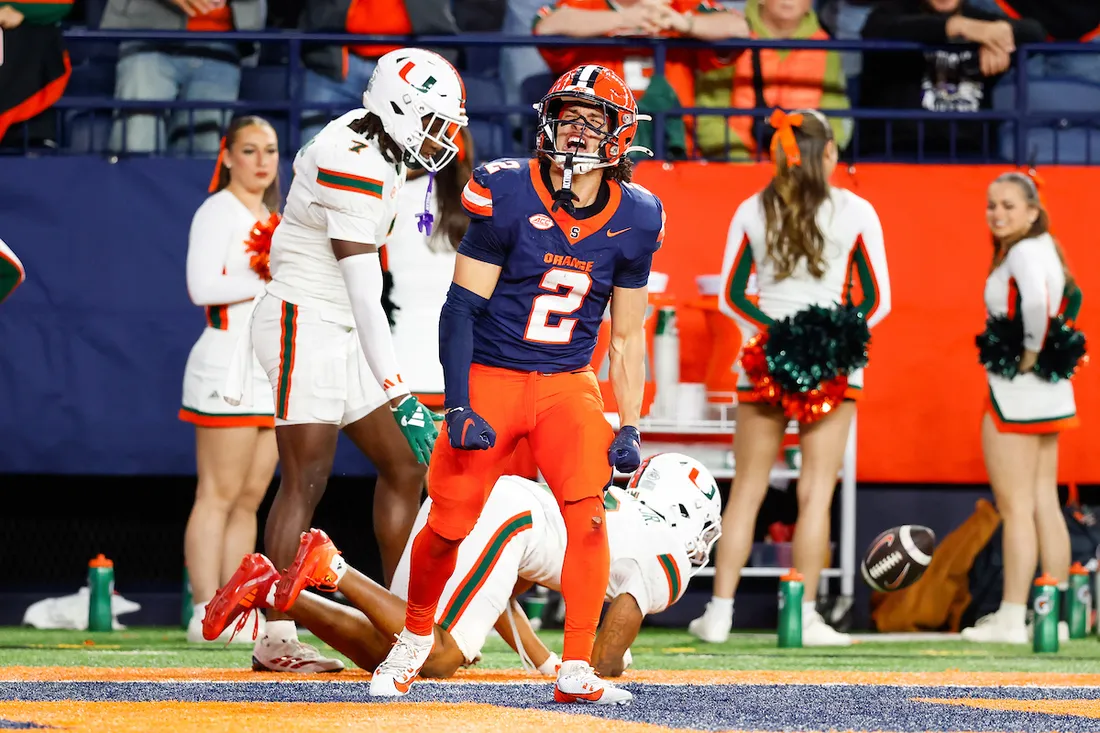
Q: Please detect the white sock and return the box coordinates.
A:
[999,602,1027,626]
[265,619,297,642]
[802,601,817,618]
[193,602,207,622]
[707,595,734,620]
[330,555,348,585]
[265,581,278,607]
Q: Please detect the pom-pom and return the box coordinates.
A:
[245,212,281,282]
[764,303,871,394]
[740,304,870,424]
[976,314,1023,379]
[1035,315,1087,382]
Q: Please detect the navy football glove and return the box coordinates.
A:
[608,425,642,473]
[445,406,497,451]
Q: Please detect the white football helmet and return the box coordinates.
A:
[626,453,723,576]
[362,48,468,172]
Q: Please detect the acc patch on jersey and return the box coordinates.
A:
[860,524,935,592]
[528,213,554,230]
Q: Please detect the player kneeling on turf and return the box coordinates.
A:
[202,453,722,682]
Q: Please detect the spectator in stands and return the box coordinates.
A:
[962,172,1080,644]
[967,0,1100,85]
[384,127,474,410]
[180,116,281,643]
[694,0,852,160]
[297,0,461,143]
[858,0,1045,158]
[0,0,72,149]
[102,0,262,155]
[533,0,749,158]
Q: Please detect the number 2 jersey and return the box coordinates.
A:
[458,157,665,373]
[267,109,407,321]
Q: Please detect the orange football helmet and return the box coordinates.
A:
[534,64,653,174]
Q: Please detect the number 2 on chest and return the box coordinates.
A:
[523,268,593,344]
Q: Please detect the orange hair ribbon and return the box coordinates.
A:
[768,109,804,168]
[1026,166,1046,207]
[208,136,227,193]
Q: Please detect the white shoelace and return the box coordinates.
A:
[377,634,427,676]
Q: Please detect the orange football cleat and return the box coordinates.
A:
[202,553,278,643]
[274,528,344,612]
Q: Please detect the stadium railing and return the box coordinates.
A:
[17,30,1100,165]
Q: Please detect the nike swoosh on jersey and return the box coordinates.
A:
[607,227,631,237]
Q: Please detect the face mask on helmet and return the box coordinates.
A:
[410,113,464,172]
[537,97,620,175]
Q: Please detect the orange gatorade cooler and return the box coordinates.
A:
[694,274,744,404]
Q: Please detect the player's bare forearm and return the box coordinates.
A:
[592,593,644,677]
[610,286,649,428]
[492,598,554,669]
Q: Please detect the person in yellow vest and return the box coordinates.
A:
[694,0,852,161]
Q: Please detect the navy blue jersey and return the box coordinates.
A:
[457,158,664,374]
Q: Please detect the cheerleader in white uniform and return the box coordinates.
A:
[691,109,891,647]
[962,172,1083,644]
[384,128,474,409]
[180,117,282,643]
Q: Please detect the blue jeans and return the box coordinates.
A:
[499,0,550,107]
[110,43,241,155]
[300,54,377,145]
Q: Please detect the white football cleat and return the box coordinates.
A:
[688,601,733,644]
[251,634,345,673]
[369,629,434,697]
[802,609,852,647]
[553,660,632,705]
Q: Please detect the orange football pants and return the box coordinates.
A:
[408,363,615,660]
[426,363,615,540]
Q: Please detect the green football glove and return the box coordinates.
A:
[391,395,440,465]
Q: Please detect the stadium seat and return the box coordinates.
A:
[462,46,501,78]
[65,61,116,98]
[239,66,290,103]
[994,77,1100,164]
[464,76,507,163]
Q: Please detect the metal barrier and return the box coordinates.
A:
[14,30,1100,164]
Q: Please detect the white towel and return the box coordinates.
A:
[223,294,265,407]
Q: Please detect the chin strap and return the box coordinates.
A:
[551,153,580,213]
[416,170,436,236]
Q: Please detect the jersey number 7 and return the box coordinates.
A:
[523,268,592,344]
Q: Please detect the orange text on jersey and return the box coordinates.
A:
[544,253,594,273]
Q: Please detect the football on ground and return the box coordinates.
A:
[860,525,935,592]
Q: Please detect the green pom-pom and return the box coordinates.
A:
[976,315,1022,379]
[1035,316,1087,382]
[764,303,871,394]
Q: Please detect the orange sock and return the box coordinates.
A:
[404,524,461,636]
[560,495,609,663]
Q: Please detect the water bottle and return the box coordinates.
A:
[87,554,114,632]
[1068,562,1090,639]
[1032,573,1059,654]
[652,305,680,420]
[777,569,804,649]
[521,586,550,632]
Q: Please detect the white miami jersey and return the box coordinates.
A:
[185,189,269,332]
[601,486,693,615]
[267,109,407,320]
[984,233,1067,352]
[720,187,892,334]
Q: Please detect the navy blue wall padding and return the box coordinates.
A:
[0,157,377,476]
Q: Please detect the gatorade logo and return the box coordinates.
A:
[1034,596,1052,616]
[1078,586,1092,604]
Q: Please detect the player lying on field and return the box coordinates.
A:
[203,452,722,678]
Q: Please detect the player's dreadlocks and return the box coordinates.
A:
[349,113,405,165]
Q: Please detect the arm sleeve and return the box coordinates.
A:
[315,144,388,245]
[1006,242,1051,352]
[533,1,588,72]
[718,202,772,332]
[338,253,410,400]
[186,202,266,306]
[439,282,490,409]
[849,201,892,328]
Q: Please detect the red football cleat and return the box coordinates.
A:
[202,553,278,642]
[274,528,343,612]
